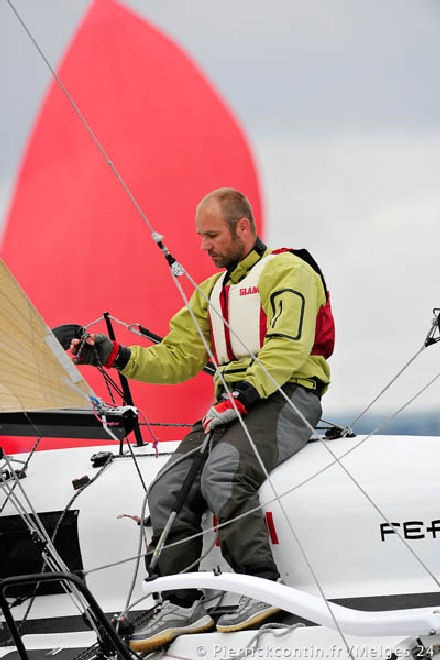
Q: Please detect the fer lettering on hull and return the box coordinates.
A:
[380,520,440,541]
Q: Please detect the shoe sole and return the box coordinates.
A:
[129,617,215,654]
[216,607,281,633]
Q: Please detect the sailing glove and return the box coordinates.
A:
[72,334,131,369]
[52,324,85,350]
[202,381,260,433]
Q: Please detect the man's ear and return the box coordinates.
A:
[236,216,250,236]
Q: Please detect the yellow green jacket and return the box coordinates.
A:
[121,243,331,398]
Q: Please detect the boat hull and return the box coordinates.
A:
[2,434,440,609]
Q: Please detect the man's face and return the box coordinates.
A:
[196,202,247,269]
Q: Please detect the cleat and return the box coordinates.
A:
[129,599,215,653]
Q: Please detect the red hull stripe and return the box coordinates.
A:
[265,511,279,544]
[213,514,220,546]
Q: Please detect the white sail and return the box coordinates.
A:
[0,259,95,412]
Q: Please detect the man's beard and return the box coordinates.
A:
[211,233,247,269]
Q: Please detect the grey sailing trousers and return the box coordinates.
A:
[147,383,322,594]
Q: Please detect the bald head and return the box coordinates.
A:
[196,188,257,269]
[196,188,257,237]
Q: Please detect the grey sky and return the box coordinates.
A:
[1,0,440,419]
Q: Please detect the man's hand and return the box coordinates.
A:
[70,333,120,368]
[202,397,248,433]
[202,382,260,433]
[52,324,85,350]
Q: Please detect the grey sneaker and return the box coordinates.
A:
[129,599,215,653]
[216,595,281,632]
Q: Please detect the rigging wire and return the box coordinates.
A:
[112,302,412,655]
[38,277,438,655]
[0,441,116,637]
[124,435,149,493]
[2,0,400,533]
[282,365,440,501]
[6,1,440,651]
[99,367,125,402]
[0,411,90,630]
[0,466,89,618]
[0,435,41,514]
[5,0,438,504]
[169,275,440,621]
[117,483,219,619]
[348,344,426,430]
[83,315,107,330]
[349,312,440,429]
[119,274,356,659]
[138,422,193,428]
[75,323,160,448]
[7,0,335,478]
[6,0,157,238]
[85,359,440,585]
[0,388,63,515]
[121,491,149,621]
[8,453,113,622]
[170,272,440,587]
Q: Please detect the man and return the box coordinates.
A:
[71,188,333,652]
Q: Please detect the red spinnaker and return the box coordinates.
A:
[1,0,263,452]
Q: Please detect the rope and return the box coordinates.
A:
[348,314,439,430]
[74,333,121,405]
[0,414,69,587]
[317,443,440,592]
[6,0,158,237]
[0,468,89,617]
[99,367,125,402]
[349,344,426,429]
[0,435,42,514]
[121,491,150,619]
[121,536,218,617]
[84,357,440,582]
[83,315,106,329]
[5,0,322,459]
[283,366,440,502]
[139,422,193,428]
[74,329,162,450]
[106,315,148,337]
[137,409,161,454]
[124,439,149,494]
[73,302,439,652]
[173,274,440,594]
[235,622,303,660]
[0,452,115,637]
[161,279,353,658]
[6,2,440,649]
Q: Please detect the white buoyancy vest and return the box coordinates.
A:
[209,255,276,365]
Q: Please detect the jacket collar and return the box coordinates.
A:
[225,237,269,284]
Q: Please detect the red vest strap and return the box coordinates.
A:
[271,247,335,359]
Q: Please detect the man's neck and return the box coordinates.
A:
[225,237,268,282]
